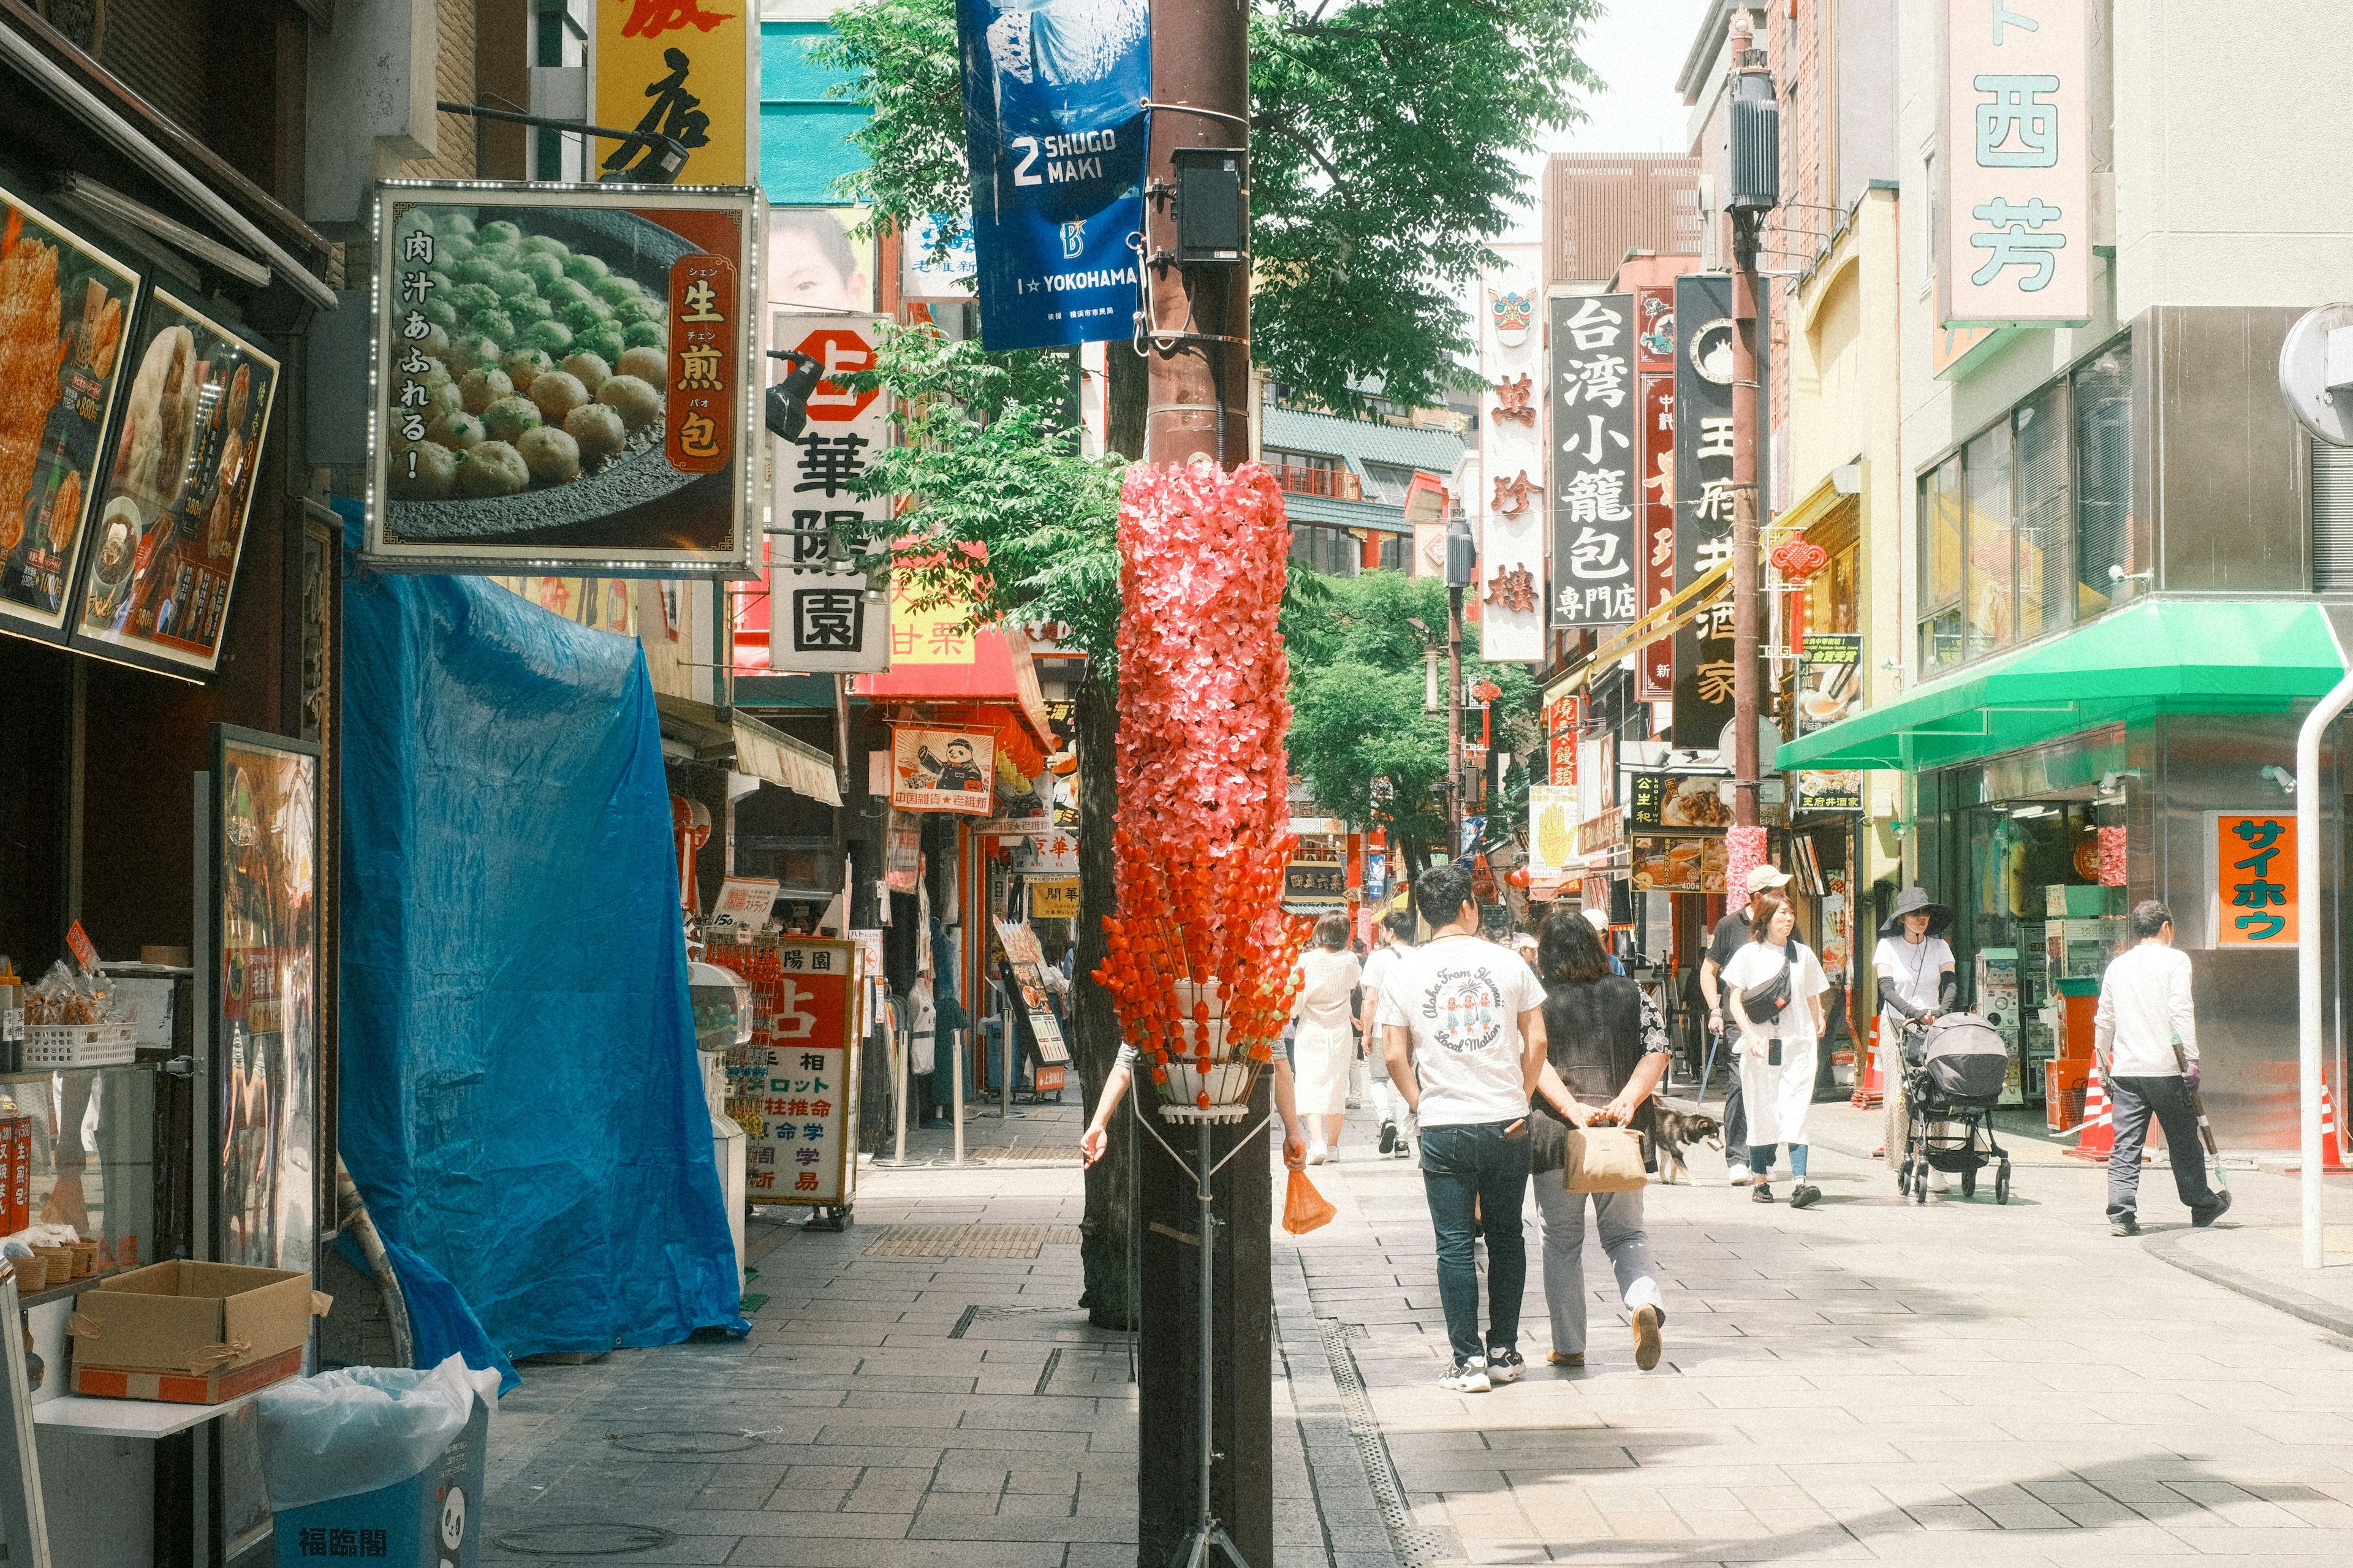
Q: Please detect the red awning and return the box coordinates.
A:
[854,624,1057,773]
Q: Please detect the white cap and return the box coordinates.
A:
[1582,907,1609,932]
[1744,863,1792,894]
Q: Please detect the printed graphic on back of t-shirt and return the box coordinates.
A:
[1417,963,1512,1053]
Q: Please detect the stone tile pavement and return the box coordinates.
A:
[479,1087,2353,1567]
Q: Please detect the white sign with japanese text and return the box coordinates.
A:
[770,311,892,671]
[1941,0,2090,327]
[1548,294,1638,630]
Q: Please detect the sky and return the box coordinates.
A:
[1504,0,1715,240]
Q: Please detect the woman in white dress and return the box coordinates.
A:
[1722,888,1832,1208]
[1290,911,1362,1164]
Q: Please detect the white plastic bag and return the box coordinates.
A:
[255,1353,501,1512]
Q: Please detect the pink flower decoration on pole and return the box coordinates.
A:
[1091,460,1308,1120]
[1725,824,1768,901]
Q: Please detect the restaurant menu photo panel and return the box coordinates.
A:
[70,287,280,675]
[0,180,141,642]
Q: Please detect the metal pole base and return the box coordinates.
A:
[1181,1520,1252,1568]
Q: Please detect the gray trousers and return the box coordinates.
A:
[1531,1176,1662,1357]
[2108,1074,2219,1222]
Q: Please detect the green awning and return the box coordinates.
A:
[1776,599,2347,773]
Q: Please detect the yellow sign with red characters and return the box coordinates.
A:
[595,0,756,186]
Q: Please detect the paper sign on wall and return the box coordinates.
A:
[890,726,996,814]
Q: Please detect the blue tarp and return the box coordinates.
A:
[335,501,745,1362]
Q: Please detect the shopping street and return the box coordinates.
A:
[479,1099,2353,1568]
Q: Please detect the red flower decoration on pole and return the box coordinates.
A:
[1091,460,1309,1121]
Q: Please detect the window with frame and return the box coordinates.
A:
[1917,333,2132,674]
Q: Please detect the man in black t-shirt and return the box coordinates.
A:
[1698,864,1803,1179]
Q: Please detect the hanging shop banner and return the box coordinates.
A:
[2212,812,2297,947]
[70,290,280,678]
[1575,805,1624,860]
[1941,0,2090,328]
[1548,293,1637,630]
[1629,772,1730,831]
[1527,783,1582,879]
[769,310,892,672]
[366,183,760,577]
[890,725,996,814]
[485,574,639,634]
[1544,695,1582,786]
[1672,273,1748,743]
[1635,331,1678,700]
[723,939,864,1206]
[1029,877,1081,920]
[1283,833,1347,914]
[1629,833,1728,895]
[955,0,1149,351]
[0,180,140,646]
[1478,256,1545,662]
[593,0,758,184]
[1792,631,1863,813]
[1009,828,1078,874]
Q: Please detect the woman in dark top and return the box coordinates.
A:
[1528,906,1672,1371]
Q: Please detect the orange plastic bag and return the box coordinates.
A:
[1283,1171,1336,1235]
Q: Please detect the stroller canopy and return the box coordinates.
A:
[1909,1013,2010,1106]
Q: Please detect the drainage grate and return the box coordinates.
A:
[949,1303,1067,1338]
[490,1522,676,1557]
[865,1224,1083,1259]
[1320,1320,1461,1568]
[608,1430,761,1455]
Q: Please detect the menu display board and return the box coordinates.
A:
[0,181,140,642]
[365,183,761,577]
[1629,833,1729,894]
[70,290,279,676]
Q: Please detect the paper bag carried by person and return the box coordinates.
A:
[1282,1171,1335,1235]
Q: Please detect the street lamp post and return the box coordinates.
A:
[1724,11,1779,830]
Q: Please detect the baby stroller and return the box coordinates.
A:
[1895,1013,2013,1203]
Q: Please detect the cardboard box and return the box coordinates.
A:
[273,1388,488,1567]
[70,1260,326,1404]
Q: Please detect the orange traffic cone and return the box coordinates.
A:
[2294,1081,2352,1173]
[1851,1018,1885,1110]
[2064,1064,2113,1162]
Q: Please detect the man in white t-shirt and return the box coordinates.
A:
[1357,908,1420,1159]
[1376,863,1548,1394]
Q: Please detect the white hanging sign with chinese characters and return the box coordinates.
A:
[1548,294,1637,631]
[1477,249,1545,662]
[770,311,893,671]
[1941,0,2091,328]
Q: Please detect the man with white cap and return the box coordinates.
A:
[1699,863,1802,1181]
[1583,906,1626,975]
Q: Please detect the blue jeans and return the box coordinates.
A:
[1419,1120,1531,1362]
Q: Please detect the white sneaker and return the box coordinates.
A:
[1727,1167,1752,1185]
[1439,1356,1491,1393]
[1306,1140,1328,1165]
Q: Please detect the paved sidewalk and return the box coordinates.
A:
[479,1088,2353,1568]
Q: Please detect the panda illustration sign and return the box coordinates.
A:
[890,725,998,815]
[955,0,1150,350]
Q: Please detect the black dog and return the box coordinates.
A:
[1651,1108,1723,1185]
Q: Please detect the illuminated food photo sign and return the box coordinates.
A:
[363,182,760,576]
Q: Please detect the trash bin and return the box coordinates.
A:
[258,1354,500,1566]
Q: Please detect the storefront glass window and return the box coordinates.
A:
[1963,425,2015,657]
[2074,341,2134,615]
[1920,456,1966,670]
[2012,382,2072,642]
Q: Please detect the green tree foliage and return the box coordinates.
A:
[816,0,1601,414]
[845,326,1125,667]
[1284,570,1537,847]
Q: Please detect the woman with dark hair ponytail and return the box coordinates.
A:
[1526,906,1670,1371]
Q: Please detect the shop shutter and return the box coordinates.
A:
[2316,439,2353,593]
[98,0,210,136]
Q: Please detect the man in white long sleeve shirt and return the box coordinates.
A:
[2094,900,2229,1235]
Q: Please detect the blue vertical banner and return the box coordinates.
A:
[956,0,1150,350]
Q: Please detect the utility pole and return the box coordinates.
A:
[1726,11,1778,829]
[1132,4,1265,1566]
[1444,514,1476,857]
